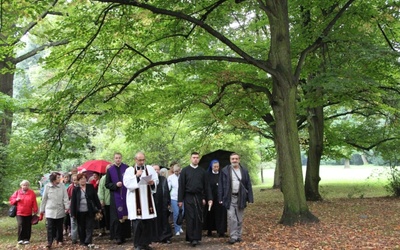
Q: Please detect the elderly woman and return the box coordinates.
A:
[9,180,38,245]
[40,172,69,248]
[70,173,101,247]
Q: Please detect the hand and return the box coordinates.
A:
[101,202,105,207]
[116,181,122,187]
[16,198,20,201]
[202,199,206,206]
[39,213,44,221]
[178,202,183,208]
[147,180,154,185]
[136,169,143,177]
[219,201,223,204]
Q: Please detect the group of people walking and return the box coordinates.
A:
[9,151,254,249]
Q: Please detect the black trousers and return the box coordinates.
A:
[77,211,94,245]
[132,219,153,247]
[46,217,64,244]
[16,215,32,241]
[184,193,203,242]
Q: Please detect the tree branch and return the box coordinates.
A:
[200,80,270,109]
[102,55,252,102]
[346,137,399,151]
[66,4,119,71]
[294,0,356,81]
[96,0,272,74]
[13,0,62,46]
[12,40,68,64]
[377,21,397,51]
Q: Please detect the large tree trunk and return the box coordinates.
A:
[361,154,369,165]
[267,0,318,225]
[0,59,14,146]
[273,158,281,189]
[0,59,14,202]
[304,104,324,201]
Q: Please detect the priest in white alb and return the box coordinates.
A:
[123,151,158,250]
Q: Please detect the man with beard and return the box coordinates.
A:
[218,153,254,245]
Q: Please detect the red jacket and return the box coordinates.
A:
[9,189,38,216]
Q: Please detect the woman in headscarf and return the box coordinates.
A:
[203,160,227,237]
[9,180,39,245]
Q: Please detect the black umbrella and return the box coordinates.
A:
[198,149,234,171]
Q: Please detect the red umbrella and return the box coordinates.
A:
[77,160,111,174]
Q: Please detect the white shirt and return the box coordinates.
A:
[167,174,180,200]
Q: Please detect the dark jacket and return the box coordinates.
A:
[218,164,254,210]
[70,183,101,218]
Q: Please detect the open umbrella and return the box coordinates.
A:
[198,149,234,171]
[77,160,111,174]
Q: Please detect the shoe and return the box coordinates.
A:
[116,239,123,245]
[143,245,153,250]
[88,244,95,248]
[23,241,30,244]
[175,232,180,236]
[18,240,23,244]
[218,233,227,237]
[162,239,171,244]
[236,238,242,242]
[191,240,198,247]
[180,228,184,233]
[207,230,212,236]
[46,242,52,248]
[72,240,77,244]
[134,247,141,250]
[228,238,236,244]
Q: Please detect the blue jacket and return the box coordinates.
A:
[218,164,254,210]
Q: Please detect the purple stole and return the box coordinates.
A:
[109,163,129,220]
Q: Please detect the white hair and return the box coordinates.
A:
[20,180,30,186]
[160,168,168,177]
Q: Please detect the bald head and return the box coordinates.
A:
[134,152,146,166]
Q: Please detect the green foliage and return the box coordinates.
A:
[385,165,400,197]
